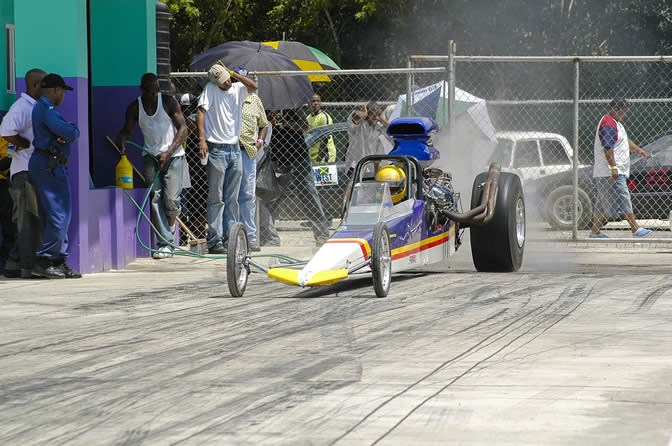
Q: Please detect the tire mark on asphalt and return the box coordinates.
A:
[627,284,672,313]
[369,282,594,445]
[326,304,547,446]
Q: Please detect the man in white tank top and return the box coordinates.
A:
[117,73,188,258]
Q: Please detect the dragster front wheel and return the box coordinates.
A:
[227,222,249,297]
[371,222,391,297]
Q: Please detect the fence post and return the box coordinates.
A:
[407,57,414,116]
[572,59,580,241]
[448,41,456,133]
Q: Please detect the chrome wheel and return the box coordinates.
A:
[227,222,249,297]
[516,197,526,249]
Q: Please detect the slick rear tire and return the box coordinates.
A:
[227,222,249,297]
[371,222,391,297]
[470,172,525,272]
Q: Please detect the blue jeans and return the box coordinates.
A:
[594,175,633,216]
[206,143,242,248]
[238,151,257,245]
[144,155,184,248]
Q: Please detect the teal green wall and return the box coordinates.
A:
[90,0,156,87]
[0,1,15,110]
[15,0,87,78]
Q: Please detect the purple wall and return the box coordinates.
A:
[58,77,151,273]
[90,86,145,187]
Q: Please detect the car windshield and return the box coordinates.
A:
[342,182,394,226]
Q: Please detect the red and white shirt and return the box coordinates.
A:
[593,114,629,177]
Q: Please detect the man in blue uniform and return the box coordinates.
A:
[29,73,81,279]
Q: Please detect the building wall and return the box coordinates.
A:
[0,1,15,115]
[8,0,155,274]
[90,0,156,188]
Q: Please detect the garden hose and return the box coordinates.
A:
[118,140,304,264]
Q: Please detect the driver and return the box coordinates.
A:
[375,165,406,204]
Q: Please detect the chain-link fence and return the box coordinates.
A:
[412,54,672,240]
[170,67,445,245]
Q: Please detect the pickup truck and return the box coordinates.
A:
[488,131,589,229]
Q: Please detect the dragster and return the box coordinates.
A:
[226,117,526,297]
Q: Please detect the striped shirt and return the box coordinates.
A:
[239,93,269,159]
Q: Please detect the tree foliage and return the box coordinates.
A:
[163,0,672,71]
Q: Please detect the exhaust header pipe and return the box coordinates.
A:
[444,163,501,226]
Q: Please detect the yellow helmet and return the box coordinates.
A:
[375,165,407,204]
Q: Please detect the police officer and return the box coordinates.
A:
[29,73,81,279]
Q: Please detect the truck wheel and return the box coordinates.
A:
[227,222,249,297]
[545,185,592,230]
[371,222,391,297]
[470,172,525,272]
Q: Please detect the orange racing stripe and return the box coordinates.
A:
[390,226,455,261]
[324,238,371,260]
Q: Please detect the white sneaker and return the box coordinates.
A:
[153,246,173,259]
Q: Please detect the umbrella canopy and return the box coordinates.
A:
[263,41,341,82]
[388,81,497,142]
[190,41,314,111]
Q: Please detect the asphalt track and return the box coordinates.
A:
[1,239,672,445]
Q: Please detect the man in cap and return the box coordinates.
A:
[117,73,189,259]
[196,61,258,254]
[29,73,81,278]
[233,65,268,251]
[590,97,651,238]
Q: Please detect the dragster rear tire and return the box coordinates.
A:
[227,222,249,297]
[371,222,392,297]
[470,172,525,272]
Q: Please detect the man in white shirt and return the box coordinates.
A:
[590,97,651,238]
[345,100,389,173]
[0,68,46,278]
[196,62,258,254]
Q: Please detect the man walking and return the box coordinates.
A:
[196,62,258,254]
[1,68,46,278]
[590,97,651,238]
[29,73,80,278]
[234,66,268,251]
[118,73,188,259]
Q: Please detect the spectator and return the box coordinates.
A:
[117,73,188,259]
[0,137,15,275]
[1,68,46,278]
[345,100,389,173]
[177,91,206,239]
[306,94,336,163]
[196,62,258,254]
[590,97,651,238]
[29,73,80,278]
[234,65,268,251]
[263,109,330,246]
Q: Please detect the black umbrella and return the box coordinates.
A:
[190,40,314,111]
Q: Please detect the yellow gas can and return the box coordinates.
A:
[115,155,133,189]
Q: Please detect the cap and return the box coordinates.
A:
[179,93,196,106]
[41,73,73,91]
[208,64,230,87]
[610,97,630,109]
[233,65,249,77]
